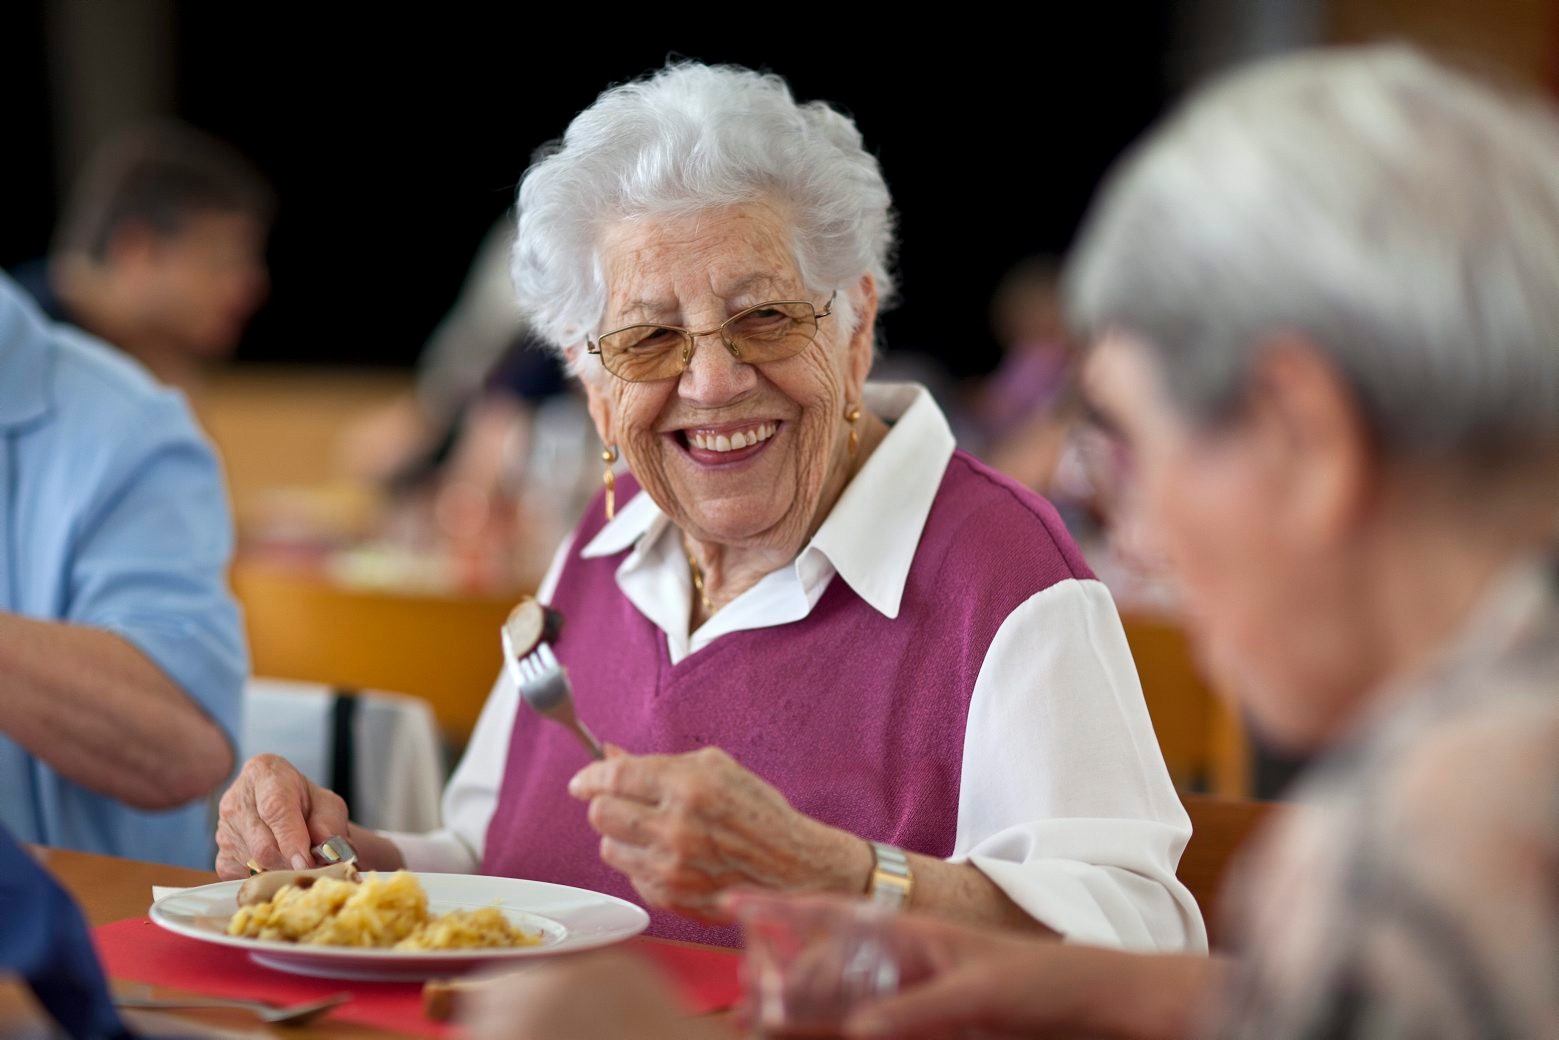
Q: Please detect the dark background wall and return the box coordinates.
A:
[4,6,1180,378]
[8,4,1552,376]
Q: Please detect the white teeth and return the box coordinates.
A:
[688,423,777,453]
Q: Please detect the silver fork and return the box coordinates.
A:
[114,992,350,1026]
[504,639,605,760]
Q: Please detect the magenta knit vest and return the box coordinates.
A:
[481,450,1093,945]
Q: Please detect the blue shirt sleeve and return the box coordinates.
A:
[64,390,247,752]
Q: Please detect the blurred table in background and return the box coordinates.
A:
[198,365,535,746]
[233,558,518,745]
[196,365,413,524]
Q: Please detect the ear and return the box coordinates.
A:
[580,368,615,447]
[1245,336,1376,547]
[842,272,878,403]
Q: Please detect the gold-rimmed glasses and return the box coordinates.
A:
[586,291,836,382]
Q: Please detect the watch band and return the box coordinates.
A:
[866,841,913,910]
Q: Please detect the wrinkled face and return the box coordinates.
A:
[139,210,270,356]
[584,200,875,553]
[1082,333,1375,752]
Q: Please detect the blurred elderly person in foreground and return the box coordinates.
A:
[464,46,1559,1039]
[215,62,1201,951]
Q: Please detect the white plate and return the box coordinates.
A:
[149,872,650,981]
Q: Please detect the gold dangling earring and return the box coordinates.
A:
[844,403,862,460]
[601,444,618,520]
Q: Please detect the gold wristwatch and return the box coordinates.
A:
[866,841,913,910]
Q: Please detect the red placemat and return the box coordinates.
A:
[93,918,742,1037]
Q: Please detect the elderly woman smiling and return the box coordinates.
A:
[215,62,1200,951]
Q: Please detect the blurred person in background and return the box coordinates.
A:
[0,274,246,869]
[337,212,552,487]
[461,45,1559,1040]
[977,256,1078,484]
[976,255,1103,545]
[10,120,272,395]
[336,210,594,590]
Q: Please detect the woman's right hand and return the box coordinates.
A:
[214,754,350,878]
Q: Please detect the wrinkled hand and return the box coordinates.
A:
[214,754,348,878]
[568,746,870,922]
[463,952,724,1040]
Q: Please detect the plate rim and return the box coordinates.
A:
[148,870,651,963]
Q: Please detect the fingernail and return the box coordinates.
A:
[567,773,585,797]
[291,853,311,870]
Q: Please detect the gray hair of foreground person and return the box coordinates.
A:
[1066,45,1559,464]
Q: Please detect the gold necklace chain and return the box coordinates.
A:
[683,538,714,615]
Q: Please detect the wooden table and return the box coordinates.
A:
[3,848,733,1039]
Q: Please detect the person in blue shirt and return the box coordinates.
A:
[0,272,246,868]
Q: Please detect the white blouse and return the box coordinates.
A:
[387,383,1207,952]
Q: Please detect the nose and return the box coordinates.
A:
[677,329,757,407]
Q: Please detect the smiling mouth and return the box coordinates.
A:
[684,422,777,453]
[672,421,781,465]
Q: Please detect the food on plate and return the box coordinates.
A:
[227,870,541,950]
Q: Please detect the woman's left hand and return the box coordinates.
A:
[568,746,871,921]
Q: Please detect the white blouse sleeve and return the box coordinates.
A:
[953,578,1208,953]
[380,532,576,873]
